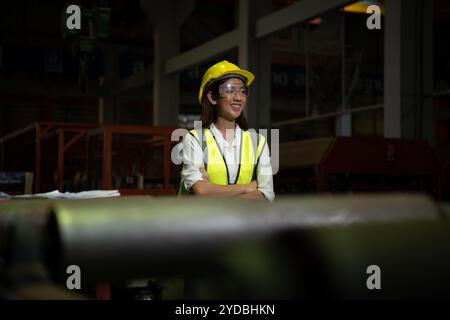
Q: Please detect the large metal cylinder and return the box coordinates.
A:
[1,194,448,299]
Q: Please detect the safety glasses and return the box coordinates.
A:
[218,83,249,98]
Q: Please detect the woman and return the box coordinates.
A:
[178,60,274,201]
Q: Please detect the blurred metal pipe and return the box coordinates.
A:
[50,194,438,282]
[1,194,447,298]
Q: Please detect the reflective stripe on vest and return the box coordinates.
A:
[177,128,266,196]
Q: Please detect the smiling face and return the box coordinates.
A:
[207,77,248,122]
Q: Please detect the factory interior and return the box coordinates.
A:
[1,0,450,301]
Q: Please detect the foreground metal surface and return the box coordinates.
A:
[0,194,449,299]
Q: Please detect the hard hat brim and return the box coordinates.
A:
[217,70,255,87]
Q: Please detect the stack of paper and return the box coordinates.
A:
[1,190,121,200]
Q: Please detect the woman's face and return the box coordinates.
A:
[209,78,248,121]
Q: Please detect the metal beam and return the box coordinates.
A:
[256,0,354,39]
[271,104,383,128]
[422,0,435,145]
[165,29,239,75]
[384,0,402,138]
[238,0,272,129]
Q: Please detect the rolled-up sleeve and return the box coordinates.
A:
[180,133,204,191]
[256,143,275,202]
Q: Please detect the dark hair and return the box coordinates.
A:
[200,77,249,130]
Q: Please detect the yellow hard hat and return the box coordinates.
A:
[198,60,255,105]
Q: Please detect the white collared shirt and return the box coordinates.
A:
[180,123,275,202]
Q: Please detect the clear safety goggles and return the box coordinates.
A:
[218,83,249,98]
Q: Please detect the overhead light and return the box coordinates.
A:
[309,18,322,25]
[343,1,384,14]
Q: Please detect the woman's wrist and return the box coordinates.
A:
[244,181,257,193]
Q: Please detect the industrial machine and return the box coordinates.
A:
[277,136,442,199]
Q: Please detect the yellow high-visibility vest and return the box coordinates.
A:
[177,128,266,196]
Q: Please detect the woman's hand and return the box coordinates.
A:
[191,178,264,199]
[245,180,258,193]
[199,166,210,182]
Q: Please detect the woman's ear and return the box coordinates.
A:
[207,92,217,105]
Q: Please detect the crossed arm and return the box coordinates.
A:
[191,167,265,200]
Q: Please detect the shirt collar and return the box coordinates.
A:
[210,123,241,147]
